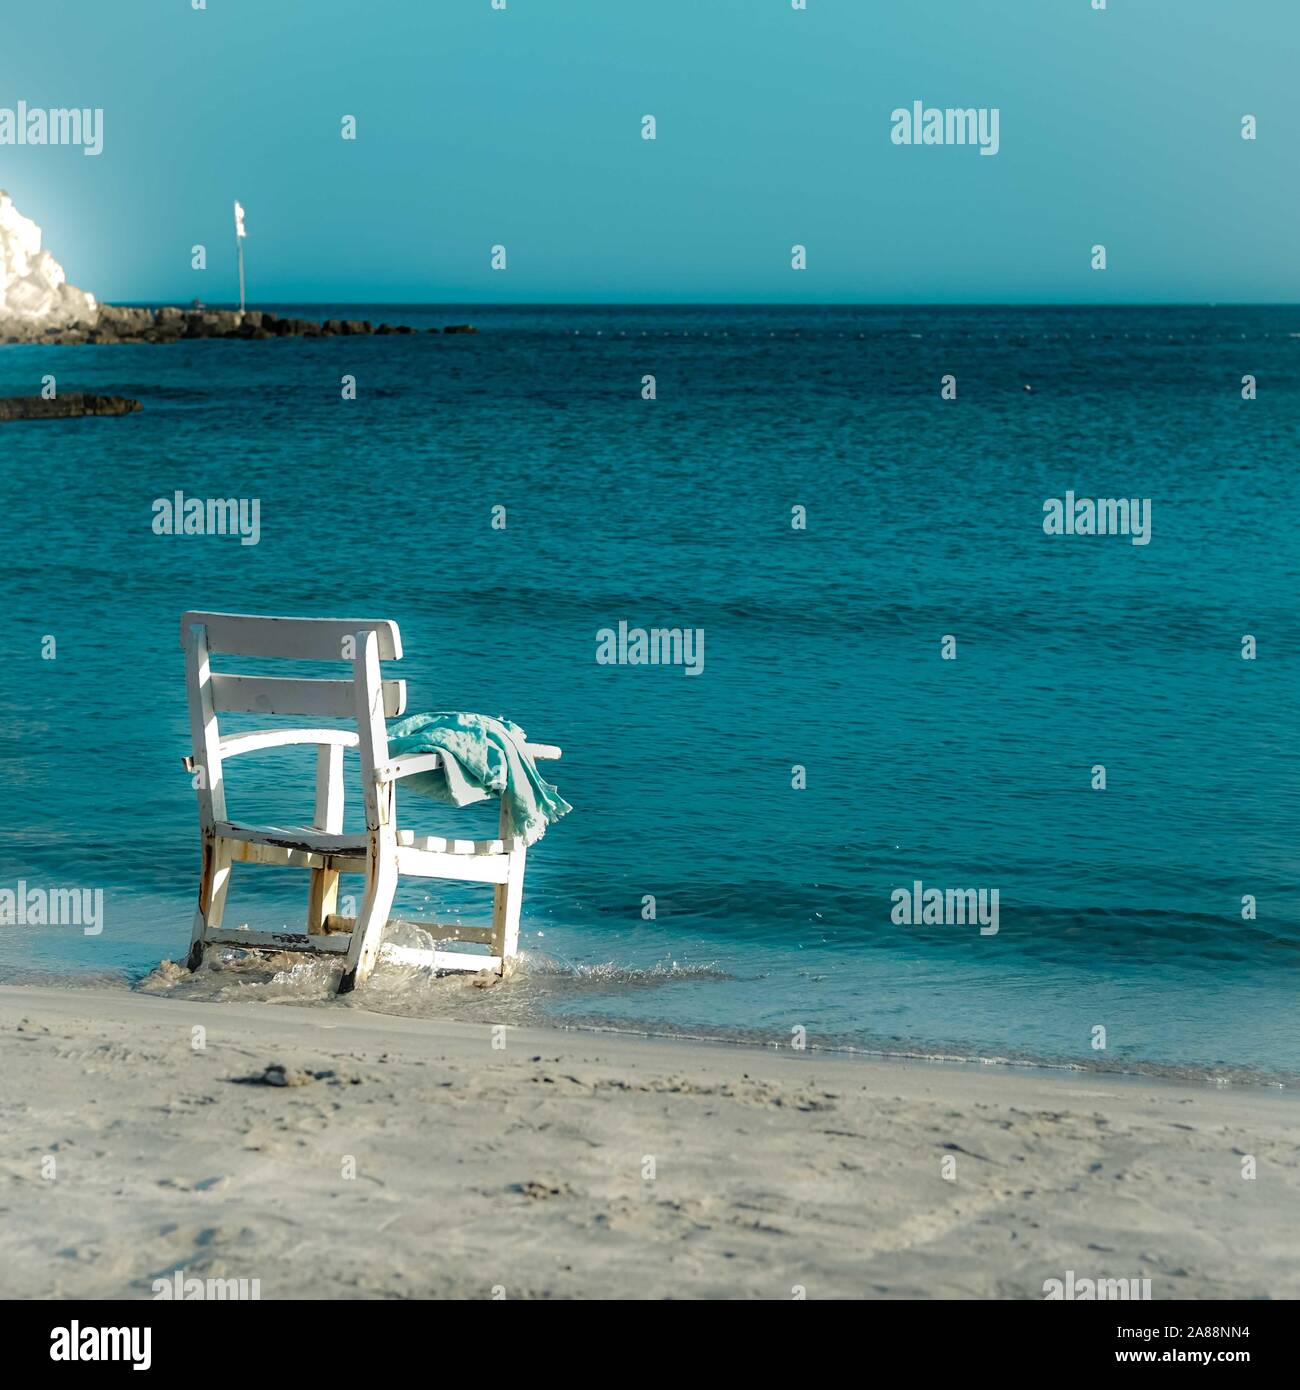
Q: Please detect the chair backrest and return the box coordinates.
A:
[180,611,405,832]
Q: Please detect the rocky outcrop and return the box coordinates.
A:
[0,190,98,330]
[0,393,141,421]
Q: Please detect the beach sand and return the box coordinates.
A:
[0,983,1295,1300]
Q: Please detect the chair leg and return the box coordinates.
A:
[337,852,397,993]
[308,743,344,936]
[306,867,340,935]
[187,837,231,971]
[491,843,526,970]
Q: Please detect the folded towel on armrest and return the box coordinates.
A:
[386,711,571,846]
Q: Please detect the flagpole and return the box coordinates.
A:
[234,200,247,314]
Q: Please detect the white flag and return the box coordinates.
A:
[234,201,246,239]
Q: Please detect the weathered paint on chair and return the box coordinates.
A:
[180,611,559,993]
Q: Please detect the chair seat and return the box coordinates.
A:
[218,820,368,857]
[217,821,509,858]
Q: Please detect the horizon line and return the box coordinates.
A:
[110,299,1300,310]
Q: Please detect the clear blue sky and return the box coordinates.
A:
[4,0,1296,303]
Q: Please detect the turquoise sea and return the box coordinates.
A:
[1,304,1297,1083]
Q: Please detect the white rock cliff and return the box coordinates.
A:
[0,189,97,328]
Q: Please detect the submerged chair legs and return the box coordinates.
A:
[187,837,231,971]
[339,853,398,993]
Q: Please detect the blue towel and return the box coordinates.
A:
[386,711,571,846]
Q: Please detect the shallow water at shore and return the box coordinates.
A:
[5,941,1291,1091]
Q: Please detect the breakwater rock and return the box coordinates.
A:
[0,393,142,421]
[0,306,475,344]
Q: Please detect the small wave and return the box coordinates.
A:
[518,955,732,986]
[538,1016,1297,1091]
[137,949,341,1004]
[132,940,731,1014]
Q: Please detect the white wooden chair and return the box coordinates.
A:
[180,611,560,993]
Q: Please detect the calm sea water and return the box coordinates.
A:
[1,304,1298,1082]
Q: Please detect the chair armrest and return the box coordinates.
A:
[374,741,561,785]
[181,728,359,771]
[376,752,447,784]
